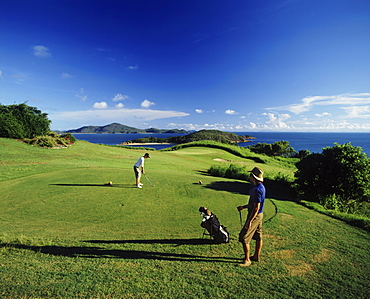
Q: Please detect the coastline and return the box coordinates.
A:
[120,142,176,146]
[72,132,370,155]
[120,140,253,146]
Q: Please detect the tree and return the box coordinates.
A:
[295,143,370,208]
[248,140,296,157]
[294,149,311,159]
[0,103,51,139]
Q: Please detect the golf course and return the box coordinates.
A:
[1,138,369,298]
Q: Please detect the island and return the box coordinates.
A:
[120,129,255,145]
[66,123,188,134]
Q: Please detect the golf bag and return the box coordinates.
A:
[199,207,229,243]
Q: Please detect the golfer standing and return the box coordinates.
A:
[133,153,150,188]
[237,167,266,266]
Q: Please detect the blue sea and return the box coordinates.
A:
[72,132,370,156]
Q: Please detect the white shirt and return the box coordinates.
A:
[134,156,145,168]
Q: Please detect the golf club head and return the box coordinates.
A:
[144,174,155,186]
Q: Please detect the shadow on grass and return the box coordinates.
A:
[203,180,250,195]
[203,179,296,201]
[0,241,238,263]
[50,183,134,188]
[84,238,215,246]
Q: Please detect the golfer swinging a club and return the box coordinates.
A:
[133,153,150,188]
[237,166,265,266]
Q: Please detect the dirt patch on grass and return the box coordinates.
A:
[313,249,333,263]
[273,249,314,276]
[280,213,294,220]
[264,234,289,249]
[273,249,295,260]
[286,262,313,276]
[213,158,231,162]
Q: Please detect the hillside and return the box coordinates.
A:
[66,123,188,134]
[0,138,369,298]
[122,129,254,145]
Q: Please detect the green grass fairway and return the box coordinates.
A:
[1,138,369,298]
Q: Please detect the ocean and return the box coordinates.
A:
[72,132,370,156]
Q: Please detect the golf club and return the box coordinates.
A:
[144,174,155,187]
[239,210,243,229]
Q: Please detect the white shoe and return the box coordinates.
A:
[139,183,143,186]
[136,185,142,188]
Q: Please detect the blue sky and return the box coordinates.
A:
[1,0,369,132]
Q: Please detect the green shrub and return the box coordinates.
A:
[351,201,370,218]
[225,163,249,180]
[273,171,294,185]
[248,140,296,157]
[301,200,370,231]
[295,143,370,214]
[208,163,249,181]
[47,131,59,138]
[208,164,228,178]
[23,134,75,148]
[320,194,342,211]
[0,103,51,139]
[60,133,77,144]
[55,137,69,147]
[27,136,57,148]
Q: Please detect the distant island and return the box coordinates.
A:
[65,124,255,146]
[66,123,188,134]
[121,129,254,145]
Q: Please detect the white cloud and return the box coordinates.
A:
[115,103,124,108]
[93,102,108,109]
[75,88,87,101]
[263,112,276,122]
[166,122,260,131]
[61,73,73,79]
[127,65,138,70]
[0,70,3,78]
[341,106,370,118]
[141,99,155,108]
[195,109,203,113]
[261,92,370,131]
[166,119,370,132]
[112,93,129,102]
[10,73,28,84]
[315,112,331,117]
[225,109,238,115]
[262,112,291,129]
[267,93,370,115]
[33,45,51,58]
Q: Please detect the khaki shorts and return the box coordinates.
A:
[239,213,263,244]
[134,166,141,179]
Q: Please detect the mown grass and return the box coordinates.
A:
[0,138,369,298]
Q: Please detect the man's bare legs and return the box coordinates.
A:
[250,240,262,261]
[240,240,262,266]
[239,243,251,266]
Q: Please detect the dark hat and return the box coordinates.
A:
[144,153,150,158]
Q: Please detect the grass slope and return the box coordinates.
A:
[0,138,369,298]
